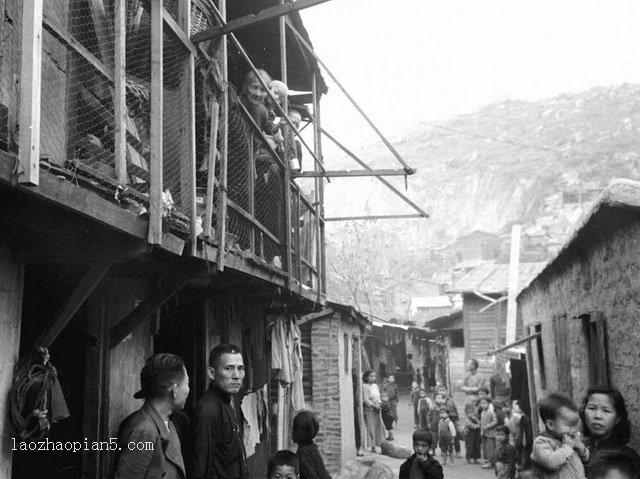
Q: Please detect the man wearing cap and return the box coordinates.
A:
[113,353,190,479]
[191,344,248,479]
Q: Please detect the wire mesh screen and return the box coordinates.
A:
[223,102,284,265]
[40,2,121,182]
[298,193,318,288]
[37,1,194,225]
[162,26,192,217]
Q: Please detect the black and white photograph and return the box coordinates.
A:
[1,1,639,478]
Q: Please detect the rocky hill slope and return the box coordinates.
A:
[325,84,640,304]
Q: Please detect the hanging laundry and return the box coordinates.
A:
[240,392,261,457]
[270,314,305,411]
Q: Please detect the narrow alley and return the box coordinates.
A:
[339,392,495,479]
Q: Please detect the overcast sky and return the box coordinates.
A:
[300,0,640,162]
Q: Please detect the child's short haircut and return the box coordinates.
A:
[587,449,640,479]
[267,450,299,478]
[537,392,578,422]
[292,410,319,444]
[412,428,433,445]
[495,425,510,436]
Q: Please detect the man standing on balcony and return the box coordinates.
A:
[191,344,248,479]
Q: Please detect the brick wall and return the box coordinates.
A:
[310,314,360,475]
[519,212,640,451]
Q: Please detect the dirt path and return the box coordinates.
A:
[338,392,495,478]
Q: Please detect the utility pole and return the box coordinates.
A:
[506,224,521,344]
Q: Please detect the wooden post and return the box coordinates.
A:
[0,243,24,478]
[215,0,229,270]
[113,0,127,183]
[148,0,164,244]
[179,0,198,255]
[312,74,326,296]
[506,224,521,344]
[203,100,219,239]
[83,283,111,477]
[295,190,302,290]
[248,135,256,256]
[525,334,539,436]
[18,0,43,186]
[279,2,293,287]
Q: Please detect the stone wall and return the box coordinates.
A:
[519,211,640,451]
[311,314,360,475]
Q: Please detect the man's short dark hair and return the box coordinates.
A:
[267,450,299,477]
[468,358,479,369]
[209,344,242,369]
[292,410,319,444]
[412,428,433,445]
[538,392,578,422]
[586,448,640,479]
[495,425,510,436]
[135,353,186,399]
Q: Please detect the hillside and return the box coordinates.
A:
[325,84,640,306]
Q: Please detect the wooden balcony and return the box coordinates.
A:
[3,0,326,300]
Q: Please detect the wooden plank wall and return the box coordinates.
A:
[300,322,313,406]
[463,294,505,376]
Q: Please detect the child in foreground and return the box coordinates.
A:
[530,392,589,479]
[267,450,299,479]
[399,429,444,479]
[493,425,517,479]
[292,410,332,479]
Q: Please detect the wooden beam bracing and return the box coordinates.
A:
[318,126,429,219]
[324,214,424,222]
[294,169,413,178]
[30,258,113,351]
[286,19,415,174]
[109,278,187,349]
[191,0,333,43]
[162,6,198,57]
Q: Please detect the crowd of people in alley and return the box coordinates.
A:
[361,357,639,479]
[110,346,639,479]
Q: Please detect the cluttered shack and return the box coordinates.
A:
[0,0,333,476]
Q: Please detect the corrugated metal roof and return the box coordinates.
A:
[410,296,452,309]
[450,262,546,294]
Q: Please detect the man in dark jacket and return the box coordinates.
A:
[113,353,190,479]
[191,344,248,479]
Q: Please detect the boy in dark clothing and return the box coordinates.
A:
[380,392,395,440]
[493,425,516,479]
[400,429,444,479]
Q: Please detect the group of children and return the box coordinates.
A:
[402,390,638,479]
[408,383,460,465]
[265,409,332,479]
[274,390,637,479]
